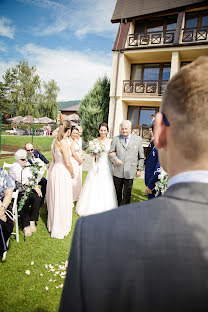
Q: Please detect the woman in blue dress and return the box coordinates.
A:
[0,168,14,255]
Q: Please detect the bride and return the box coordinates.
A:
[76,122,118,216]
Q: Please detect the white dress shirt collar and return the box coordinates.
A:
[168,170,208,188]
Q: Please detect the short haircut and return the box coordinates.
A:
[15,149,27,161]
[120,120,132,129]
[161,56,208,160]
[24,142,33,149]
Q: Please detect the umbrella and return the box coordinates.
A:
[68,113,80,121]
[38,116,55,124]
[7,116,23,123]
[21,115,39,123]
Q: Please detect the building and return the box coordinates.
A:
[108,0,208,145]
[59,102,80,116]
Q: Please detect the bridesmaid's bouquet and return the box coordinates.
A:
[154,167,168,197]
[86,139,105,160]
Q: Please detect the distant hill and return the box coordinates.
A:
[57,100,80,110]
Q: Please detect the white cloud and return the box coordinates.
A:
[0,40,7,52]
[18,0,117,38]
[0,17,15,39]
[16,43,112,101]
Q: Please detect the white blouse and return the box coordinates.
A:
[9,162,32,185]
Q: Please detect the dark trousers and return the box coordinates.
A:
[39,177,47,203]
[0,204,13,254]
[113,176,134,206]
[19,191,42,228]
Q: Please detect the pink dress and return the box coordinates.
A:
[70,139,82,202]
[46,140,73,239]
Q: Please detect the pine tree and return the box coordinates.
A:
[78,76,110,142]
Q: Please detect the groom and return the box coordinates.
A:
[109,120,144,206]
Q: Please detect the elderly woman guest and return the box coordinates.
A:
[0,168,14,255]
[9,149,42,237]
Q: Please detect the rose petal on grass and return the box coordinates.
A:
[45,286,49,291]
[31,261,34,265]
[25,270,30,275]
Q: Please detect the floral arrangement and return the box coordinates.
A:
[86,139,105,160]
[154,167,168,197]
[18,158,46,211]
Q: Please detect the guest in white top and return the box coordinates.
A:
[9,149,42,237]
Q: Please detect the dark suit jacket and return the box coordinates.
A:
[59,182,208,312]
[145,146,160,190]
[28,149,49,165]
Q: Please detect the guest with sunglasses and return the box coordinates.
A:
[25,143,49,204]
[9,149,42,237]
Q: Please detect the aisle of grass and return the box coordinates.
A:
[0,159,146,311]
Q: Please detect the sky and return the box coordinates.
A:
[0,0,118,101]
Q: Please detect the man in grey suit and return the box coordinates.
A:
[59,56,208,311]
[109,120,144,205]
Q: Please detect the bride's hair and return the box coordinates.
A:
[99,122,109,131]
[57,120,71,142]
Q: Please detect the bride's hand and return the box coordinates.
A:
[109,152,116,158]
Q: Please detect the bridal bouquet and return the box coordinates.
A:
[86,139,105,159]
[154,167,168,197]
[18,158,46,211]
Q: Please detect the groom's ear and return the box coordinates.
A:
[154,112,168,149]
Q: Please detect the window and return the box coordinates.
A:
[134,15,177,35]
[185,10,208,29]
[128,106,158,127]
[131,64,170,81]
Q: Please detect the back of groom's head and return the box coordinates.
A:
[156,56,208,163]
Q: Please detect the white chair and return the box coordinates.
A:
[3,162,12,172]
[2,189,19,261]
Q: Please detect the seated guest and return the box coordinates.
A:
[10,149,42,237]
[0,168,14,255]
[24,143,49,203]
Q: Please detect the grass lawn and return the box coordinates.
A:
[0,152,147,312]
[1,135,54,152]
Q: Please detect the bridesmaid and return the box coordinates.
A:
[69,126,82,202]
[46,120,75,239]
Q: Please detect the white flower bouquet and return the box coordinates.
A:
[18,158,46,211]
[154,167,168,197]
[86,139,105,159]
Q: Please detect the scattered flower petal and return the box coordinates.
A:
[45,286,49,291]
[45,264,48,269]
[31,261,34,265]
[25,270,30,275]
[40,273,43,276]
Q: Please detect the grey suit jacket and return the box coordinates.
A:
[109,134,144,179]
[60,182,208,312]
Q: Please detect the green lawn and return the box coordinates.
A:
[0,149,147,312]
[1,135,54,152]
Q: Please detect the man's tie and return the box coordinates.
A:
[124,137,127,146]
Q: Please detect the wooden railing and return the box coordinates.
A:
[128,30,175,47]
[123,80,168,96]
[181,26,208,43]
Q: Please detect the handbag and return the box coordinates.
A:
[15,181,27,193]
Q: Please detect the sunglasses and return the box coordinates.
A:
[161,112,170,127]
[26,149,34,152]
[20,159,27,161]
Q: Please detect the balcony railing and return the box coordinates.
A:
[181,26,208,43]
[128,30,175,47]
[123,80,168,96]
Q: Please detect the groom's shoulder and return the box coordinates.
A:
[80,196,168,236]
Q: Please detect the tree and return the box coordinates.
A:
[39,80,60,119]
[78,76,110,142]
[3,61,41,116]
[0,61,60,118]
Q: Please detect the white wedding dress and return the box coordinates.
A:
[76,139,118,216]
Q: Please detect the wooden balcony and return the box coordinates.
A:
[123,80,168,97]
[181,26,208,43]
[128,30,175,47]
